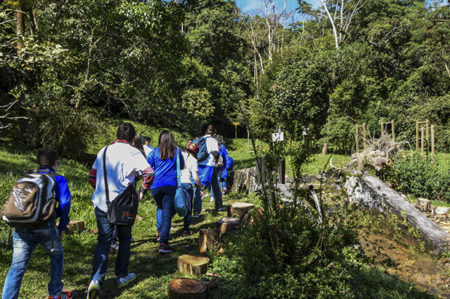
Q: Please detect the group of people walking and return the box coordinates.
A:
[2,122,234,299]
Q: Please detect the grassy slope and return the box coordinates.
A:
[1,124,446,297]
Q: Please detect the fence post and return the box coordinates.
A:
[363,123,367,149]
[421,126,425,157]
[431,125,435,160]
[391,121,395,144]
[355,125,359,152]
[416,121,419,151]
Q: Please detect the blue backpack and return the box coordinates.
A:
[193,136,209,162]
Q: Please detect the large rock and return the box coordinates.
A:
[345,175,449,255]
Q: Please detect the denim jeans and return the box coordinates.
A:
[181,183,194,231]
[210,167,223,209]
[90,207,132,284]
[211,169,227,199]
[192,179,202,214]
[2,222,64,299]
[152,186,176,245]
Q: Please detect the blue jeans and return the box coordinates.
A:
[182,183,194,231]
[192,179,202,214]
[152,186,176,245]
[90,207,132,284]
[210,169,227,198]
[2,222,64,299]
[210,167,223,209]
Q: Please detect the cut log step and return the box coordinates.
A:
[216,217,240,238]
[177,255,210,276]
[168,278,207,299]
[65,220,84,234]
[199,229,218,254]
[230,202,255,218]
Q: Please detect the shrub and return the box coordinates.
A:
[384,153,449,202]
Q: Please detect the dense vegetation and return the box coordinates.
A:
[1,0,448,297]
[1,0,448,157]
[0,141,435,298]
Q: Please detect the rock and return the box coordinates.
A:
[416,198,431,213]
[345,175,449,256]
[435,207,450,215]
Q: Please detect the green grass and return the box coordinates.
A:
[0,140,445,298]
[0,147,259,298]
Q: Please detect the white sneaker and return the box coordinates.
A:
[210,197,215,202]
[117,272,136,288]
[87,280,100,299]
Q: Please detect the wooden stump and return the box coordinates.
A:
[216,217,240,239]
[199,229,218,254]
[65,220,84,234]
[168,278,207,299]
[177,255,210,276]
[230,202,255,219]
[249,207,265,225]
[416,198,430,213]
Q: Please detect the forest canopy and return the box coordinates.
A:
[1,0,448,157]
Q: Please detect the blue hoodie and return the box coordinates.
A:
[37,168,71,232]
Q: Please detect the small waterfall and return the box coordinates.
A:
[309,188,323,223]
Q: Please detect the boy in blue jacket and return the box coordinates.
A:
[2,148,72,299]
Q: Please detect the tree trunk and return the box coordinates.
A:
[16,4,25,52]
[177,255,210,276]
[198,229,218,254]
[322,140,328,155]
[216,217,240,239]
[168,278,208,299]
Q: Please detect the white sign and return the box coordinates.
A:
[272,128,284,142]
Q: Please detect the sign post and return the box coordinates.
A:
[232,121,240,139]
[272,128,285,184]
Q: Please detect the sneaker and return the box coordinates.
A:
[48,291,73,299]
[210,197,215,203]
[156,232,161,242]
[217,206,227,212]
[87,280,100,299]
[117,272,136,288]
[159,243,173,254]
[182,230,191,237]
[193,212,200,218]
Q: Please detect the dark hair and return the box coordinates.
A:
[37,148,59,167]
[158,130,176,160]
[145,136,151,143]
[205,124,216,135]
[132,133,146,157]
[117,123,136,143]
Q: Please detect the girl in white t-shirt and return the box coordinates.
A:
[180,142,201,236]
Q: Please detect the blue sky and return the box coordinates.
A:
[235,0,322,24]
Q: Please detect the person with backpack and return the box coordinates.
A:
[210,135,230,202]
[2,148,73,299]
[180,142,201,235]
[146,130,185,254]
[195,125,226,211]
[87,123,154,298]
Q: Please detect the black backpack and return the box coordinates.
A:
[103,147,139,226]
